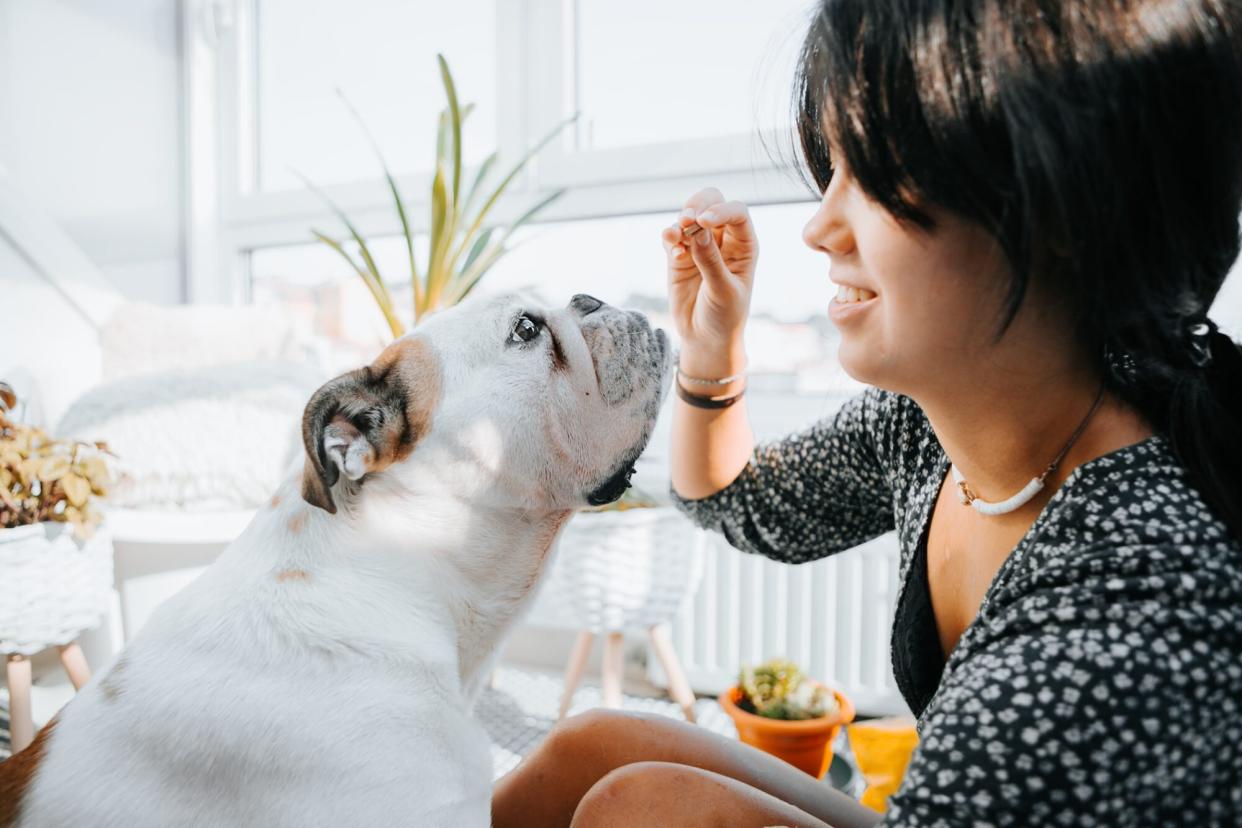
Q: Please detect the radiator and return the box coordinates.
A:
[647,528,910,717]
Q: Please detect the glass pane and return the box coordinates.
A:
[574,0,812,150]
[256,0,497,192]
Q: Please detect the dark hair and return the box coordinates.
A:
[793,0,1242,541]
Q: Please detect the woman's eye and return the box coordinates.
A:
[510,315,541,343]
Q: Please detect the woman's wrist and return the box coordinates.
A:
[677,342,747,382]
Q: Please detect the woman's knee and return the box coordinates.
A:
[569,762,721,827]
[542,708,669,765]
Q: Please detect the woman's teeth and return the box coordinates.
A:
[835,285,878,304]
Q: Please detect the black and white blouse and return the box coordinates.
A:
[671,386,1242,826]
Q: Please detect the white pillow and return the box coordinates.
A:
[56,361,325,511]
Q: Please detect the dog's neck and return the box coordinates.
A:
[255,474,572,699]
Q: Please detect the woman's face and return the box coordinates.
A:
[801,160,1028,397]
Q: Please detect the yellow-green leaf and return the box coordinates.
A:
[61,473,90,507]
[39,455,71,482]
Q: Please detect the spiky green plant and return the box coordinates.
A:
[306,54,575,338]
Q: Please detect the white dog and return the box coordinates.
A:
[1,292,671,827]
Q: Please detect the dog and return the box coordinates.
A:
[0,292,672,827]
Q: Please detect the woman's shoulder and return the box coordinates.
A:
[988,433,1242,618]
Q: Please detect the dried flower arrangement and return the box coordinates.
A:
[0,382,112,535]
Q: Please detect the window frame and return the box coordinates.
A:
[183,0,814,304]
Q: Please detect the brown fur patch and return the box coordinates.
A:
[275,568,310,583]
[366,336,443,473]
[287,512,306,534]
[99,657,128,703]
[300,336,443,513]
[269,493,282,508]
[0,715,58,827]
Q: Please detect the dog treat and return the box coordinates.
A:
[682,222,703,238]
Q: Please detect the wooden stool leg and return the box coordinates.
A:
[601,631,624,709]
[58,642,91,690]
[6,654,34,754]
[559,631,595,720]
[649,623,697,723]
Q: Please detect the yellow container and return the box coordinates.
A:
[847,716,919,812]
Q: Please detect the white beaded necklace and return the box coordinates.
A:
[950,383,1107,516]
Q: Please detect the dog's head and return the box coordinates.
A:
[300,292,672,514]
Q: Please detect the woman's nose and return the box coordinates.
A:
[802,176,854,257]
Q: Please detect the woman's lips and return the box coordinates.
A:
[828,294,879,323]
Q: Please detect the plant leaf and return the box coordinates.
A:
[296,171,399,333]
[312,230,405,338]
[38,455,70,482]
[437,54,464,209]
[62,473,89,507]
[337,89,423,316]
[426,161,451,309]
[464,151,498,214]
[446,114,577,285]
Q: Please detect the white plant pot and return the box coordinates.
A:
[546,506,703,632]
[0,521,114,655]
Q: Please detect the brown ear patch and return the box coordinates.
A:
[0,715,58,827]
[300,336,442,513]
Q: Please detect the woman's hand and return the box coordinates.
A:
[662,188,758,379]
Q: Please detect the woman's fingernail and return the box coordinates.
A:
[671,244,685,258]
[695,229,712,246]
[680,208,696,219]
[700,210,717,222]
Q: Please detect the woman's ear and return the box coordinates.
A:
[299,339,440,513]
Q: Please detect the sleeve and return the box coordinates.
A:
[669,386,902,564]
[878,556,1222,827]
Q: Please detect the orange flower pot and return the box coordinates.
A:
[718,683,856,779]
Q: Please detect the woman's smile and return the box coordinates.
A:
[828,283,879,323]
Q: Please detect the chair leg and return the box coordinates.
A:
[601,631,624,709]
[558,631,595,720]
[6,653,34,754]
[58,642,91,690]
[649,623,697,723]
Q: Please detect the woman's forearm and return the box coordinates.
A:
[670,344,756,501]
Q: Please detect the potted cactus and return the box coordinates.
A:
[718,658,855,778]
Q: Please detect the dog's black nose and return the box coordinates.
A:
[570,294,605,315]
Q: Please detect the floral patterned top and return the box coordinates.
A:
[671,386,1242,826]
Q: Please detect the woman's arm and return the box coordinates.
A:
[672,387,897,563]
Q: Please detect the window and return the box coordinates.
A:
[190,0,815,301]
[254,0,497,192]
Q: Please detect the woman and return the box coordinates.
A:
[494,0,1242,825]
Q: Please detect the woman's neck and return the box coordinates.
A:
[913,363,1155,525]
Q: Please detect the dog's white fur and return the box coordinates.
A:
[8,292,671,827]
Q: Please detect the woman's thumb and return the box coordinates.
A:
[687,226,730,286]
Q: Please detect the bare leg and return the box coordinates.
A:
[492,709,880,828]
[570,761,831,828]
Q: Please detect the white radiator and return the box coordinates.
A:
[648,528,910,717]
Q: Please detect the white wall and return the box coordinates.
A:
[0,0,184,304]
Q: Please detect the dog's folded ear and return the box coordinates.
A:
[300,340,440,513]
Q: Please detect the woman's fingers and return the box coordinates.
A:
[686,219,733,287]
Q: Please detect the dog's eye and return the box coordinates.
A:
[510,314,542,344]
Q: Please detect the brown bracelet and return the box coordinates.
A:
[675,378,746,409]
